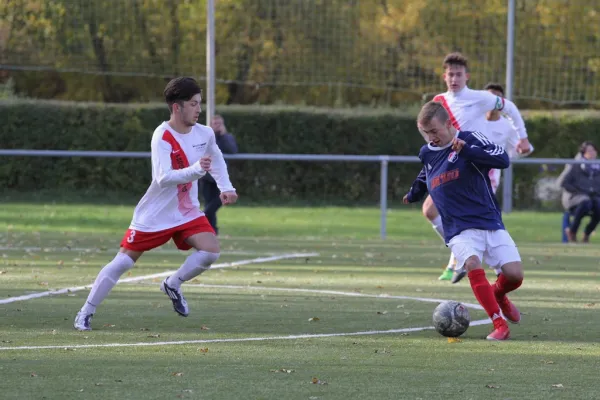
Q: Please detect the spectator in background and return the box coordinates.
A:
[202,114,238,234]
[560,141,600,243]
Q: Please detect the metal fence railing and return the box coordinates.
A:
[2,149,599,239]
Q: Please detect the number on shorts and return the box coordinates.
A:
[127,230,136,243]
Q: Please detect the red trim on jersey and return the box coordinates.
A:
[433,95,461,130]
[162,130,195,216]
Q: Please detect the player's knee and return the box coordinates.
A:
[107,252,135,275]
[502,262,524,282]
[193,250,220,270]
[463,256,482,272]
[204,251,220,266]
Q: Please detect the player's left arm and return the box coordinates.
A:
[505,116,534,159]
[479,91,531,152]
[206,129,238,205]
[455,132,510,170]
[403,167,428,204]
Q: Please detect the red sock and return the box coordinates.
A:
[493,273,523,299]
[468,269,505,328]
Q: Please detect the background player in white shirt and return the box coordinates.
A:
[74,77,238,331]
[420,53,532,282]
[450,82,534,283]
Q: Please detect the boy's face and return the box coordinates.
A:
[176,93,202,126]
[418,117,454,147]
[443,65,469,92]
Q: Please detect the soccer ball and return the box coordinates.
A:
[432,300,470,337]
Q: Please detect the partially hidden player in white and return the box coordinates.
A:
[423,53,531,283]
[74,77,238,331]
[404,101,524,341]
[450,82,535,284]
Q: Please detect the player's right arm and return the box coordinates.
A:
[404,166,428,203]
[153,135,208,187]
[458,132,510,169]
[477,91,528,140]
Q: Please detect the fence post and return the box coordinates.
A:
[380,157,389,240]
[206,0,216,126]
[502,0,516,213]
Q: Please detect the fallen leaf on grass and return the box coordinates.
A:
[172,372,184,377]
[584,303,596,308]
[447,337,462,343]
[485,384,500,389]
[199,348,209,353]
[308,317,320,322]
[270,368,294,373]
[38,282,49,286]
[376,285,384,289]
[311,377,328,385]
[552,384,564,389]
[103,324,116,328]
[200,325,210,330]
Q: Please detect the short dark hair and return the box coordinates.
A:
[418,101,449,125]
[580,140,598,155]
[164,77,202,112]
[484,82,505,96]
[443,52,468,71]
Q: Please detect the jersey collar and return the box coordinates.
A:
[427,131,459,151]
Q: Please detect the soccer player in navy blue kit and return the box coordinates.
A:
[404,101,524,340]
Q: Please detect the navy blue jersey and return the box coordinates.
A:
[406,131,510,243]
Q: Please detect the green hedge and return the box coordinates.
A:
[1,100,600,208]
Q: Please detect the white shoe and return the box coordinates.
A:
[73,312,93,331]
[161,278,189,317]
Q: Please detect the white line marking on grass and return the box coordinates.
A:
[0,246,273,256]
[0,253,319,305]
[166,284,486,310]
[0,284,491,351]
[0,320,492,351]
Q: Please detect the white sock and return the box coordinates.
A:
[446,252,457,271]
[166,251,220,289]
[80,253,135,315]
[431,215,445,241]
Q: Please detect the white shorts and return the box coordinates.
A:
[488,169,501,194]
[448,229,521,269]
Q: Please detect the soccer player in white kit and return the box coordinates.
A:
[74,77,238,331]
[421,53,532,282]
[450,82,534,283]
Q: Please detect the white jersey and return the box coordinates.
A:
[432,87,528,139]
[130,122,235,232]
[485,115,534,193]
[486,115,520,157]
